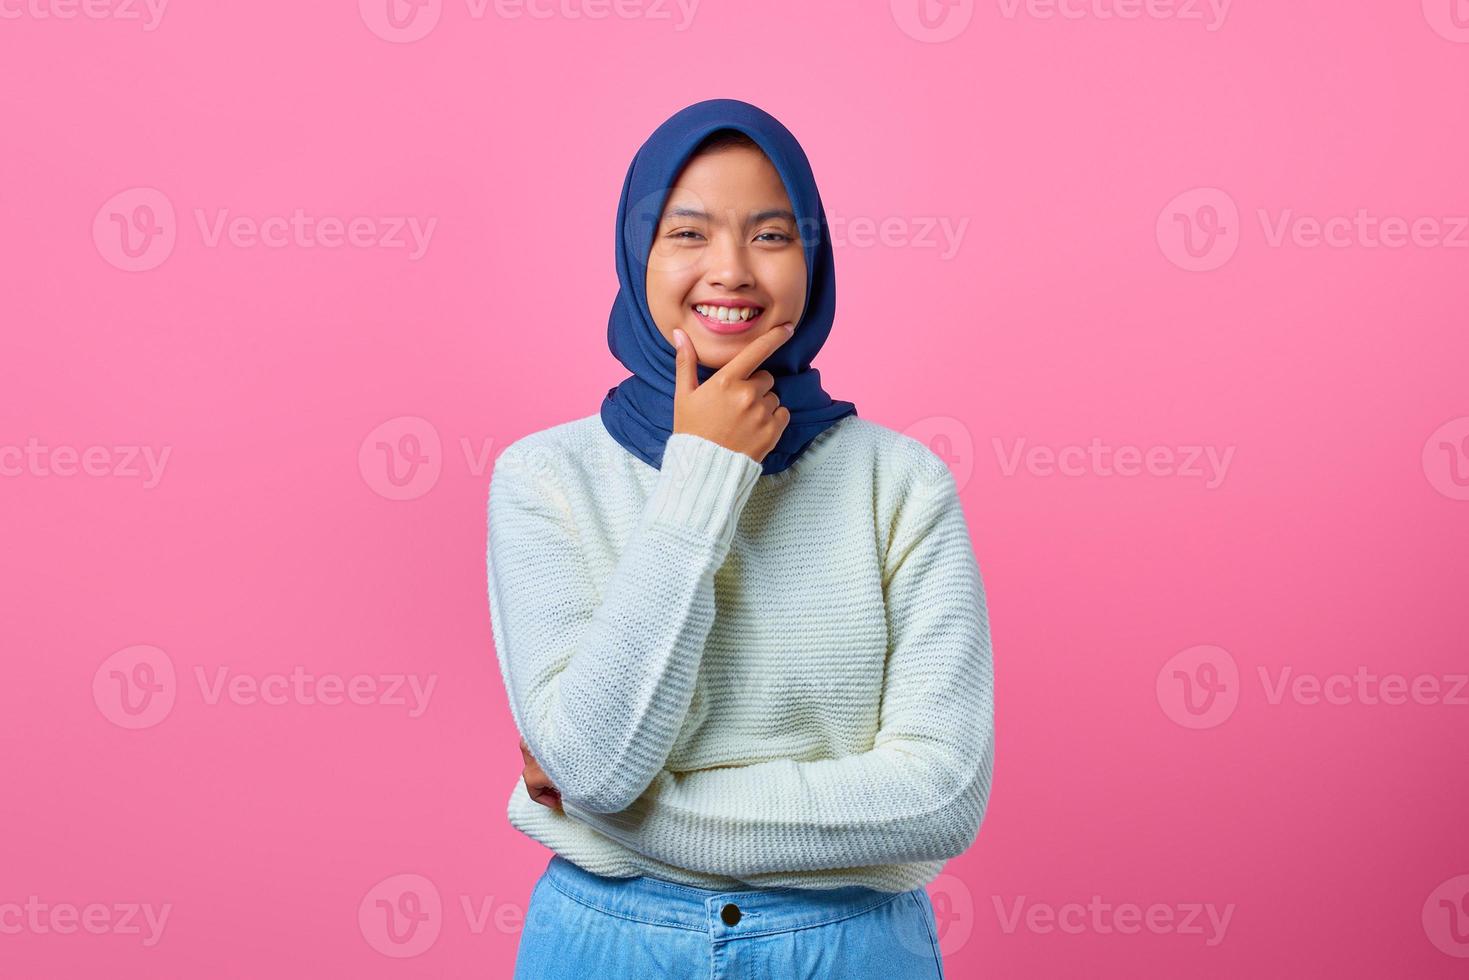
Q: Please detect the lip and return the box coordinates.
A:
[691,303,765,335]
[692,297,762,309]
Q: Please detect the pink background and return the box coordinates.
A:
[3,1,1468,976]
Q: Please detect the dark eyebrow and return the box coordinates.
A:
[661,206,797,224]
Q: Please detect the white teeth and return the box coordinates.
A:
[695,304,762,321]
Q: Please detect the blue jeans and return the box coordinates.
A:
[513,854,945,979]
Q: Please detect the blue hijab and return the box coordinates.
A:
[599,98,858,477]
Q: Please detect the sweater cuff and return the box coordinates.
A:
[644,433,762,548]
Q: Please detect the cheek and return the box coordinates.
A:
[767,258,807,310]
[645,261,697,309]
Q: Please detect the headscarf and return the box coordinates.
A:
[598,98,858,477]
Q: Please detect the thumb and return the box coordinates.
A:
[672,328,699,398]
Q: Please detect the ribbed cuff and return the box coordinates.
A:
[644,433,762,549]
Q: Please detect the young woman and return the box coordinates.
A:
[486,97,994,979]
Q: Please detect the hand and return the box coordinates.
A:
[519,736,563,812]
[672,322,795,464]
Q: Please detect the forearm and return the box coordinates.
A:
[489,432,762,813]
[562,732,993,875]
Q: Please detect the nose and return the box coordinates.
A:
[704,225,754,291]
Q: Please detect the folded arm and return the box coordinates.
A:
[487,432,762,813]
[561,459,995,875]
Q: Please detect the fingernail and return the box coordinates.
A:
[784,323,795,335]
[672,329,684,348]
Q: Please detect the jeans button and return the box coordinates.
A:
[720,902,741,926]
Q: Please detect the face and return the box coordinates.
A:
[644,144,807,370]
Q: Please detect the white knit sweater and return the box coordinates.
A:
[486,411,994,893]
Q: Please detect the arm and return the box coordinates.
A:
[560,460,995,875]
[487,431,762,813]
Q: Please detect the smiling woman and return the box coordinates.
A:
[488,98,993,980]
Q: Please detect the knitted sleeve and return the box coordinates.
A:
[559,460,995,874]
[487,431,762,814]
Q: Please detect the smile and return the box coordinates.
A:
[692,303,765,334]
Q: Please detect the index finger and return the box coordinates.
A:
[711,322,795,382]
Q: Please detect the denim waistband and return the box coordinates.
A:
[540,855,907,940]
